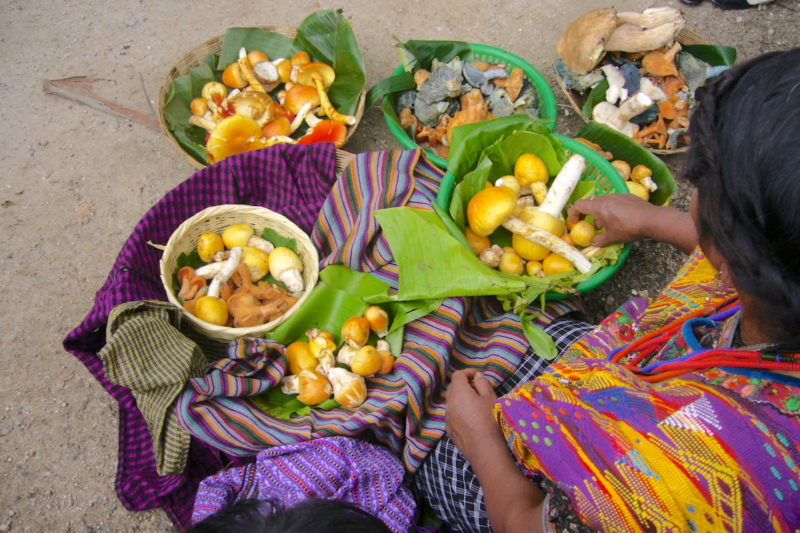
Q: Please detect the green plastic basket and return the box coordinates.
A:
[384,43,558,169]
[434,133,631,298]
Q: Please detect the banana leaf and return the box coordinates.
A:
[375,207,534,300]
[251,387,339,420]
[581,78,609,119]
[577,121,675,205]
[397,40,473,71]
[163,9,366,166]
[681,44,737,67]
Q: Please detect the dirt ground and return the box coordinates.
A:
[1,0,798,530]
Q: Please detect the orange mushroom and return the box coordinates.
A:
[284,85,321,115]
[262,117,292,139]
[643,43,682,78]
[297,120,347,147]
[295,62,336,88]
[206,115,266,164]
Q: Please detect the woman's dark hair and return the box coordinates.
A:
[684,48,800,342]
[188,498,393,533]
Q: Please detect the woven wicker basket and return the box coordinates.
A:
[160,204,319,341]
[157,26,365,170]
[554,29,708,156]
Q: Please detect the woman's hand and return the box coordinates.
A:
[445,369,503,462]
[447,369,547,533]
[568,193,657,247]
[568,193,698,253]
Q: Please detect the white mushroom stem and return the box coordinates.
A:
[253,61,279,83]
[538,154,587,218]
[593,92,653,137]
[316,350,336,374]
[188,115,217,132]
[505,155,592,274]
[503,218,592,273]
[337,344,358,367]
[617,7,684,29]
[281,375,300,394]
[207,246,242,298]
[247,235,274,253]
[616,22,684,53]
[600,64,627,104]
[289,102,314,133]
[639,77,666,103]
[305,107,323,129]
[195,261,226,279]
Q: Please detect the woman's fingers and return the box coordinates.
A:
[471,372,497,398]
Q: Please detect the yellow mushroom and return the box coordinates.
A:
[280,370,333,405]
[364,306,389,338]
[311,73,356,125]
[350,345,382,377]
[468,155,593,273]
[342,316,370,348]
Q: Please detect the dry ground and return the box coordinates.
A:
[1,0,798,530]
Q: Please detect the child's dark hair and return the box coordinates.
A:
[188,498,393,533]
[683,48,800,342]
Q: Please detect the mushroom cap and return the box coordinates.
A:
[229,91,275,125]
[297,371,333,405]
[557,7,619,75]
[206,115,265,163]
[284,84,321,115]
[295,62,336,88]
[268,247,303,278]
[297,120,347,147]
[466,185,518,237]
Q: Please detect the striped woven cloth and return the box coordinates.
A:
[191,436,417,532]
[62,144,339,529]
[98,300,223,476]
[176,149,579,471]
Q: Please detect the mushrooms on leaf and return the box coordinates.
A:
[468,155,593,273]
[295,62,336,88]
[268,247,304,293]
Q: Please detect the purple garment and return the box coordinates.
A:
[191,437,417,533]
[62,144,338,529]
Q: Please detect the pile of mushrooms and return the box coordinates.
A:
[188,47,353,163]
[280,306,395,408]
[467,154,597,276]
[557,7,695,150]
[177,223,306,328]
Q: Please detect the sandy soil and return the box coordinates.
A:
[1,0,798,530]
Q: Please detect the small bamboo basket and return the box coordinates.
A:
[157,26,365,170]
[554,29,708,156]
[160,204,319,341]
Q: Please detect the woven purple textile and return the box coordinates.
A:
[62,144,338,529]
[191,437,417,533]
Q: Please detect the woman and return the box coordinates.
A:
[415,49,800,532]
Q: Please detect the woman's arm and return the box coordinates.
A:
[446,369,545,533]
[568,194,698,254]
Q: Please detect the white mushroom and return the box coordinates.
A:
[600,64,628,105]
[593,92,654,138]
[207,246,242,298]
[639,77,667,103]
[268,247,304,294]
[247,235,274,254]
